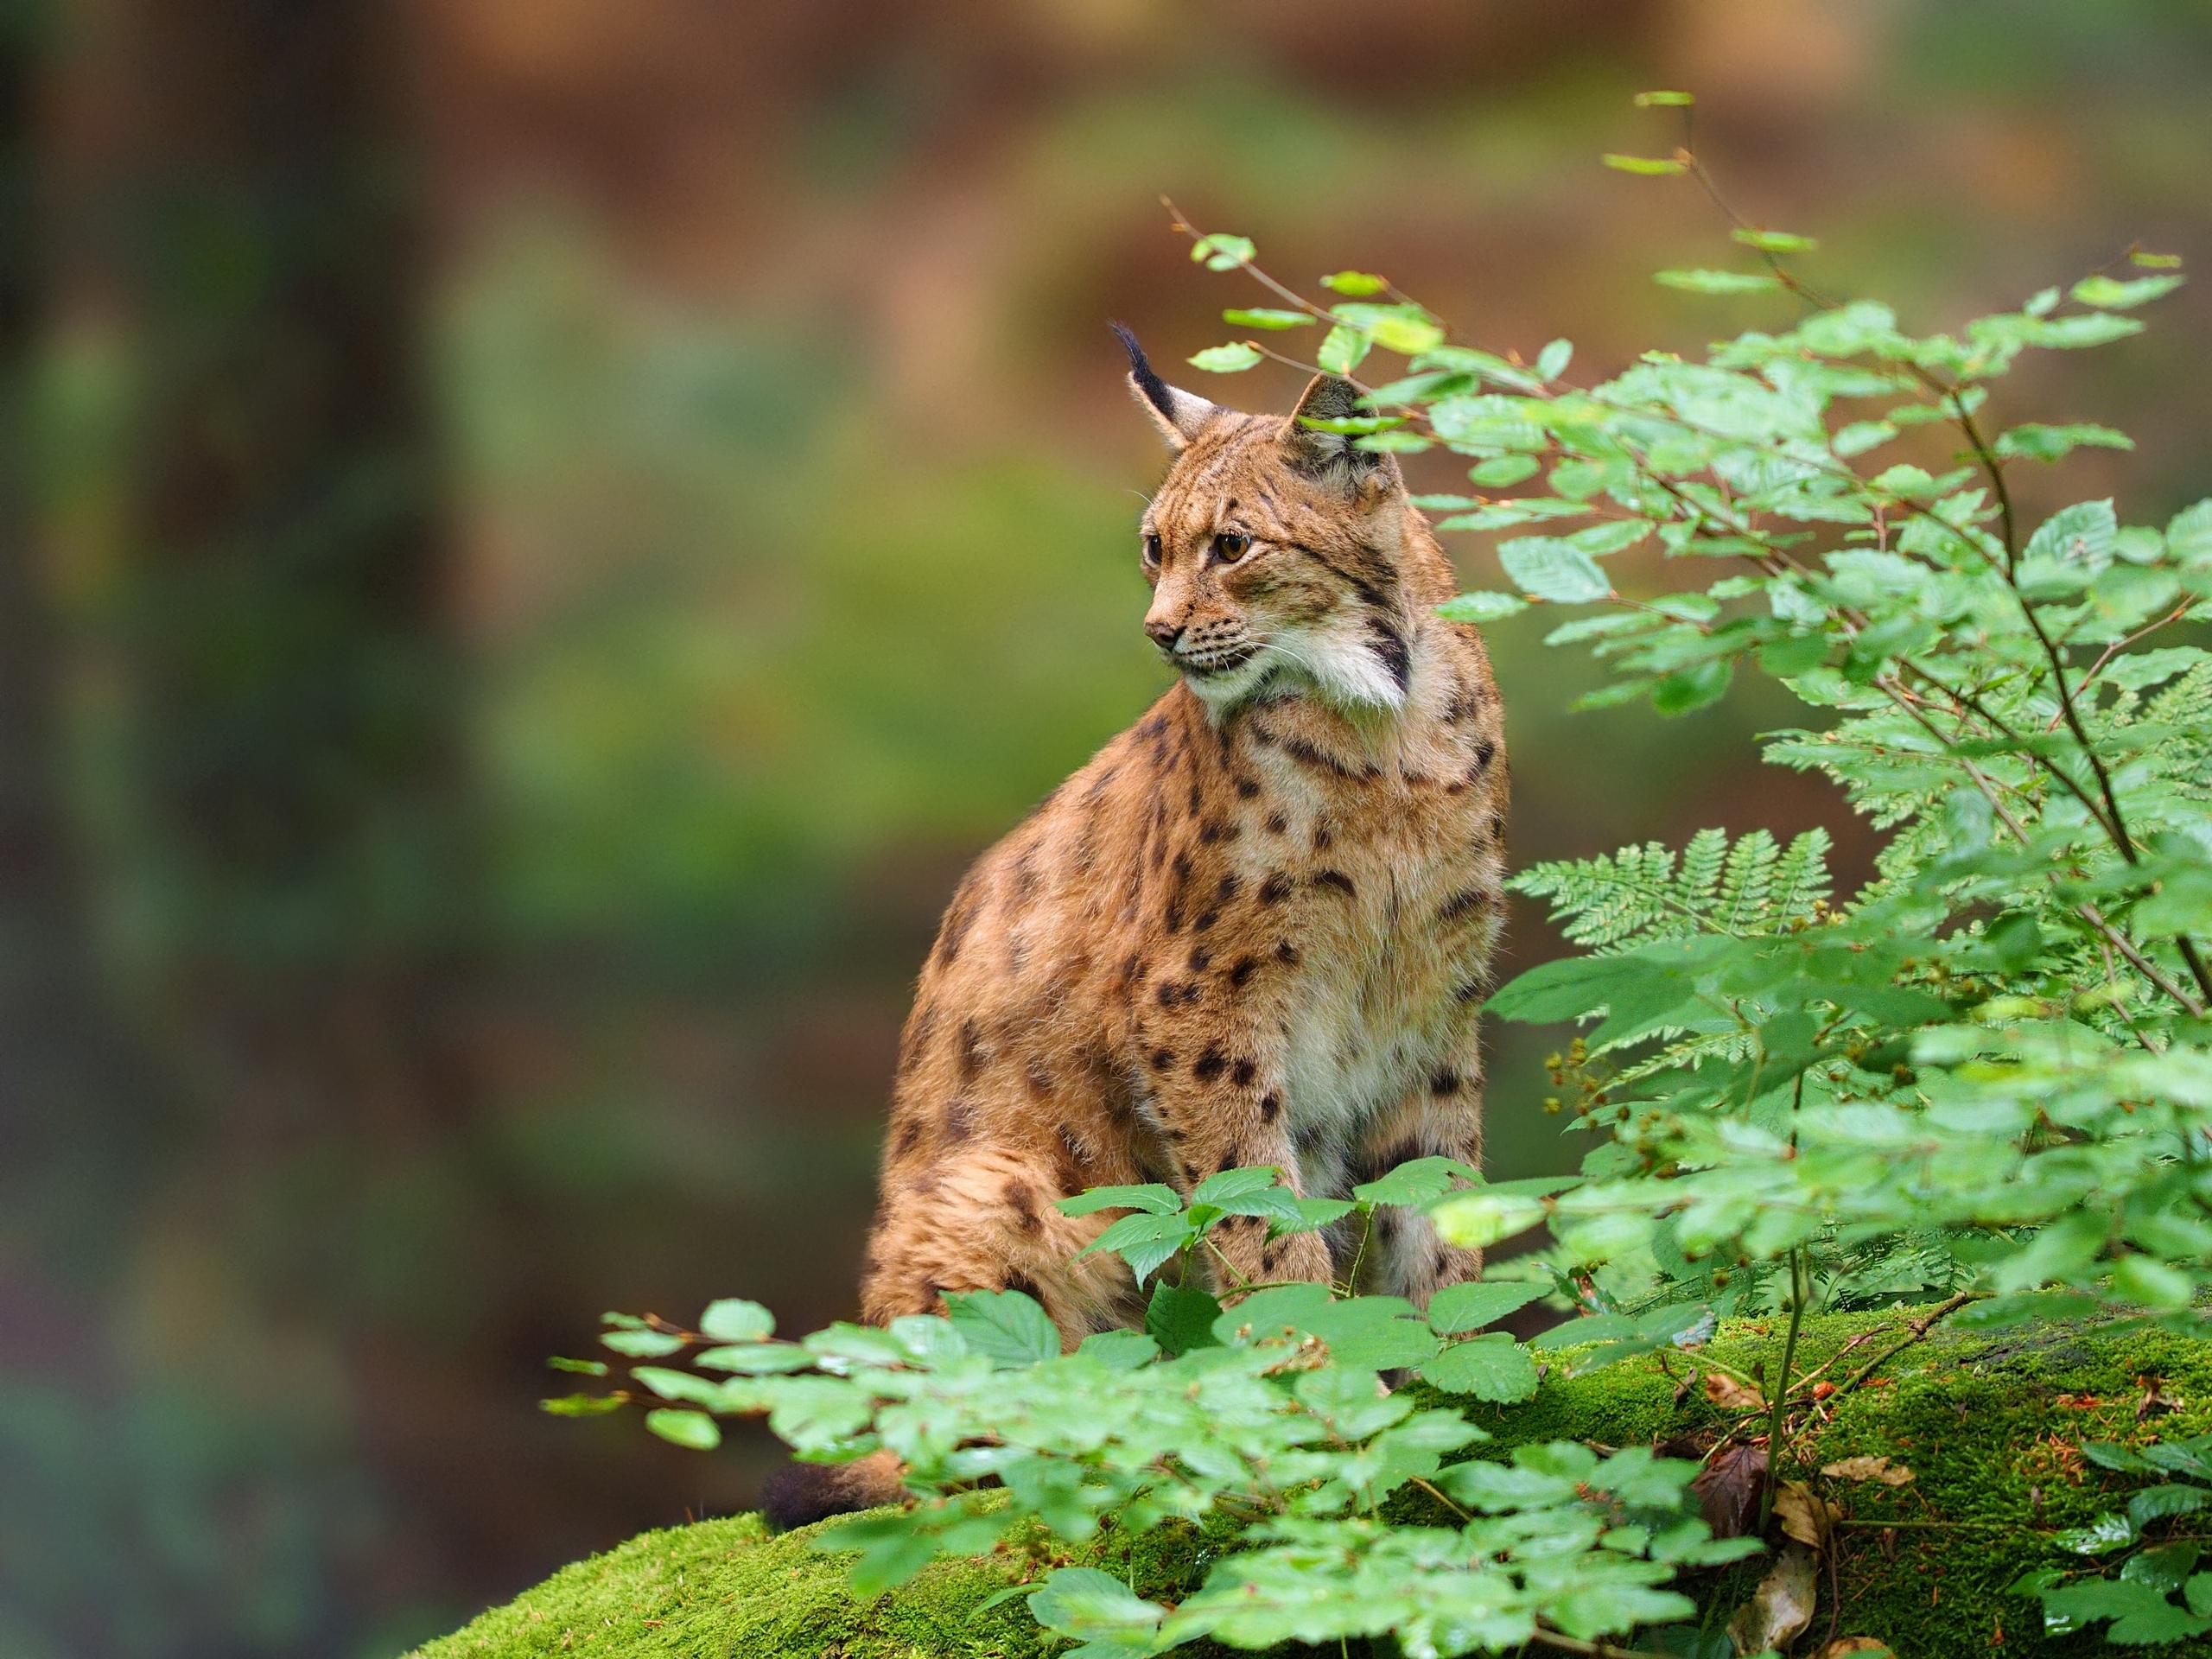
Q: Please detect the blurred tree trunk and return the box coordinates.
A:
[86,1,475,1648]
[118,0,468,1115]
[0,9,171,1254]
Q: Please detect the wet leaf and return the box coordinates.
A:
[1821,1455,1916,1486]
[1774,1480,1838,1549]
[1726,1540,1818,1656]
[1693,1442,1768,1539]
[1704,1371,1767,1412]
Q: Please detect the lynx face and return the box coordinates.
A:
[1121,328,1418,716]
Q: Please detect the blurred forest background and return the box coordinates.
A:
[1,1,2209,1654]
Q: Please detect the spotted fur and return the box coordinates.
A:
[855,334,1510,1346]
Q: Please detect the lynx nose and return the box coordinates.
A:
[1145,615,1184,650]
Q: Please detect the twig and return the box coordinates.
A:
[1759,1248,1809,1533]
[1408,1476,1472,1522]
[1529,1630,1649,1658]
[1832,1293,1979,1400]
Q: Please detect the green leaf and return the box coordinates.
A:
[1273,1195,1356,1235]
[1435,590,1529,624]
[1367,313,1444,356]
[1651,658,1732,715]
[1188,343,1262,373]
[815,1511,941,1598]
[1058,1184,1181,1217]
[1420,1332,1541,1401]
[631,1366,728,1407]
[1431,1190,1547,1249]
[1654,269,1783,295]
[1191,1166,1289,1207]
[1633,90,1695,106]
[1535,339,1573,381]
[2167,499,2212,567]
[1427,1281,1550,1334]
[943,1288,1061,1367]
[1529,1313,1641,1351]
[1028,1567,1167,1648]
[2034,312,2145,347]
[1470,454,1542,486]
[2055,1512,2139,1554]
[2126,1542,2202,1594]
[2130,1485,2211,1529]
[643,1408,721,1451]
[2070,273,2185,310]
[1605,154,1687,175]
[2024,499,2117,567]
[541,1392,629,1416]
[699,1299,775,1343]
[1353,1155,1480,1207]
[1319,270,1388,296]
[1990,423,2133,462]
[1317,325,1371,375]
[1074,1327,1158,1371]
[2042,1578,2210,1644]
[1832,420,1896,457]
[1083,1211,1195,1284]
[1499,537,1612,603]
[601,1328,686,1357]
[1731,228,1817,253]
[1145,1280,1224,1356]
[2112,1255,2196,1311]
[1189,232,1255,271]
[547,1356,608,1375]
[1222,308,1313,329]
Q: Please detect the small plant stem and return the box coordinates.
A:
[1758,1248,1808,1534]
[1832,1292,1979,1400]
[1529,1630,1649,1658]
[1408,1476,1471,1522]
[1338,1204,1377,1298]
[1873,680,2209,1019]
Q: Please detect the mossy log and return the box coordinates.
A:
[412,1307,2212,1658]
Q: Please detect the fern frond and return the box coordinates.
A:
[1510,827,1835,953]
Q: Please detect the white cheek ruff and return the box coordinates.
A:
[1264,613,1409,713]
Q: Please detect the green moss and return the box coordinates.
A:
[413,1308,2212,1658]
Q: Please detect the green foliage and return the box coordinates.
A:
[560,104,2212,1656]
[566,1243,1753,1656]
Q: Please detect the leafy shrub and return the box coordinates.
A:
[558,95,2212,1654]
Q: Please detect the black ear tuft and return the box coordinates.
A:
[1110,321,1228,449]
[1111,321,1178,427]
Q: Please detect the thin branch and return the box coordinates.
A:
[1873,677,2208,1020]
[1529,1630,1652,1658]
[1832,1292,1979,1400]
[1758,1248,1809,1533]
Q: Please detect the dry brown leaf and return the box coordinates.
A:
[1773,1478,1839,1549]
[1726,1539,1820,1656]
[1821,1454,1915,1486]
[1692,1441,1768,1539]
[1704,1370,1768,1412]
[1815,1641,1893,1657]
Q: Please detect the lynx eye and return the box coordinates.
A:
[1213,532,1252,564]
[1141,532,1161,569]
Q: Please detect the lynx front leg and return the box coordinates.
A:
[1147,1052,1332,1299]
[1349,1050,1487,1308]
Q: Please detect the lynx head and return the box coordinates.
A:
[1115,323,1420,716]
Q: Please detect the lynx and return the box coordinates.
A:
[764,330,1508,1526]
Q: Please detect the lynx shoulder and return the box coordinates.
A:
[858,330,1509,1342]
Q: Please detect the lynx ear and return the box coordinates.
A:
[1282,373,1395,493]
[1112,323,1226,451]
